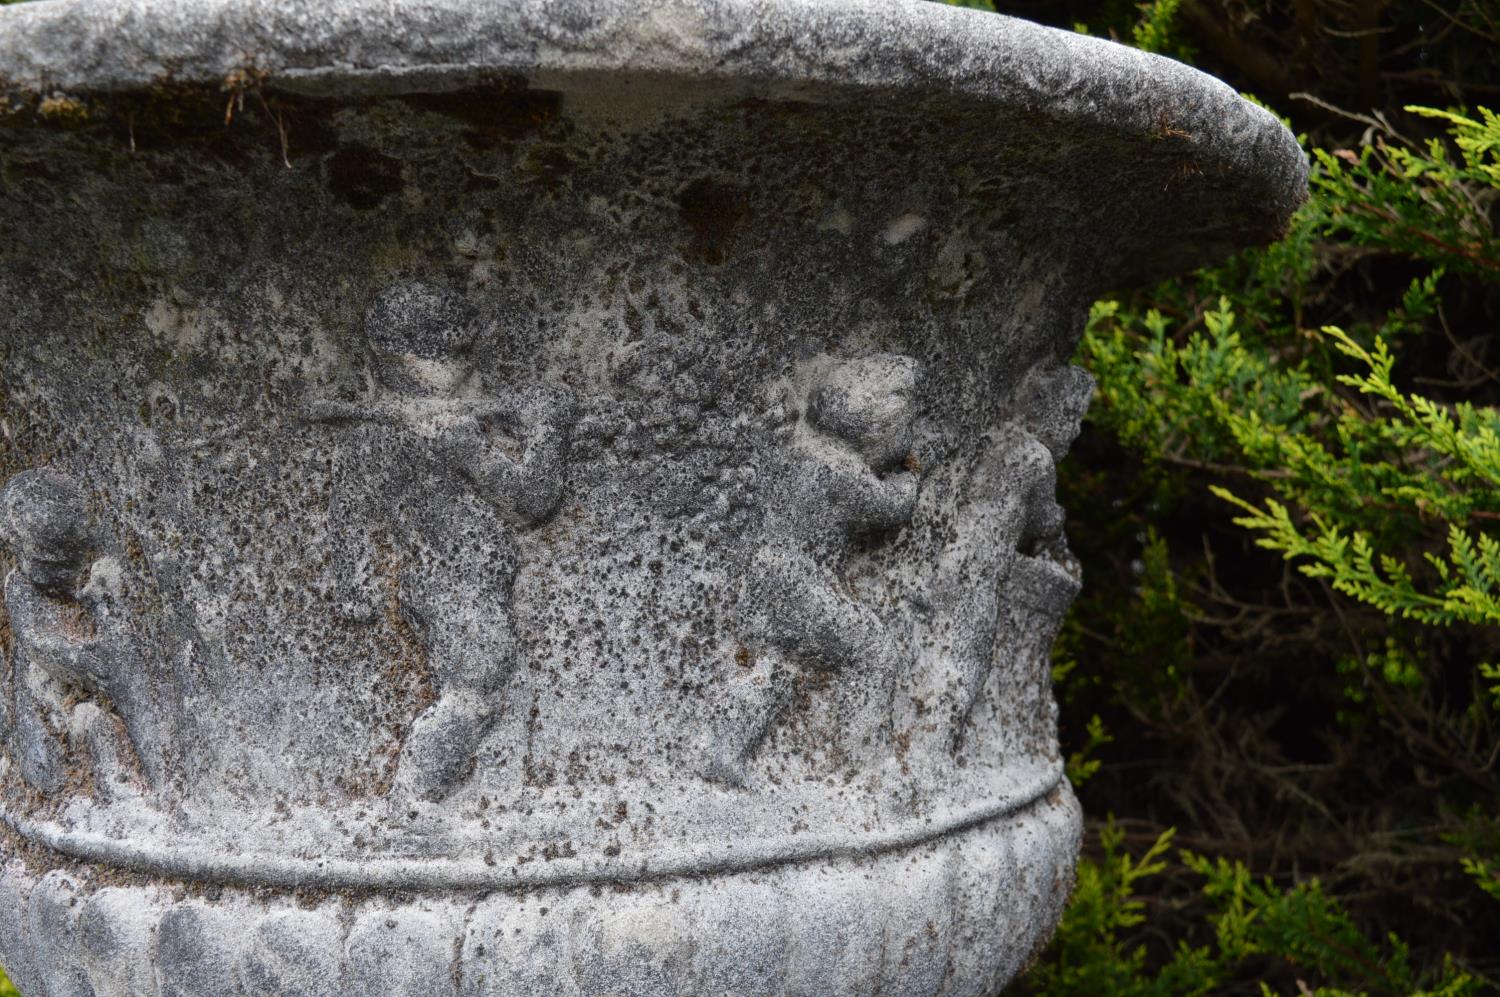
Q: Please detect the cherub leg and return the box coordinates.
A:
[0,657,12,759]
[324,455,384,625]
[752,550,905,756]
[391,565,517,801]
[99,679,171,791]
[753,551,873,671]
[12,661,68,794]
[394,689,495,801]
[328,521,382,625]
[698,652,788,787]
[937,427,1064,742]
[69,702,140,802]
[982,556,1079,755]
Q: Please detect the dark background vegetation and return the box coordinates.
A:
[963,1,1500,993]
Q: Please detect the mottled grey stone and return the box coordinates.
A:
[780,869,886,996]
[26,871,96,997]
[347,907,462,996]
[460,898,579,997]
[572,896,704,996]
[0,859,40,997]
[156,902,245,997]
[77,887,163,997]
[241,908,347,997]
[0,0,1304,992]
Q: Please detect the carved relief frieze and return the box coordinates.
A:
[0,468,174,800]
[306,282,577,801]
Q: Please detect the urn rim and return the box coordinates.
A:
[0,0,1308,284]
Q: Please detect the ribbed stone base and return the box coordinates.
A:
[0,785,1078,997]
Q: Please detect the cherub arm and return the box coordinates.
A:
[819,454,918,532]
[451,387,576,528]
[5,572,117,691]
[460,425,569,527]
[863,471,919,529]
[749,550,899,675]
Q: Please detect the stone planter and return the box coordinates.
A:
[0,0,1304,993]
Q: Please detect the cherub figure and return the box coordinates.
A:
[926,362,1090,747]
[703,354,921,785]
[0,467,170,795]
[310,281,575,802]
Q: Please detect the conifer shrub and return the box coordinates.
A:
[954,1,1500,991]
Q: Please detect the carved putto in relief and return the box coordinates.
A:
[924,362,1090,748]
[704,353,922,784]
[308,282,576,801]
[0,468,171,797]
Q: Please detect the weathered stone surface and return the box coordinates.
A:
[242,909,346,997]
[26,870,95,997]
[78,886,163,997]
[0,0,1305,993]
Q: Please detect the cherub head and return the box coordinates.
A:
[363,281,483,397]
[0,468,94,596]
[1015,363,1094,461]
[807,354,921,471]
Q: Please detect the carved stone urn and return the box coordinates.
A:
[0,1,1305,993]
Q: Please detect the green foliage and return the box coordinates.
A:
[1461,855,1500,903]
[1087,107,1500,632]
[1046,93,1500,994]
[1192,104,1500,632]
[984,0,1500,989]
[1129,0,1191,59]
[1023,824,1485,996]
[1482,661,1500,712]
[1063,712,1114,787]
[1310,107,1500,279]
[1208,332,1500,623]
[1022,821,1211,995]
[0,968,17,997]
